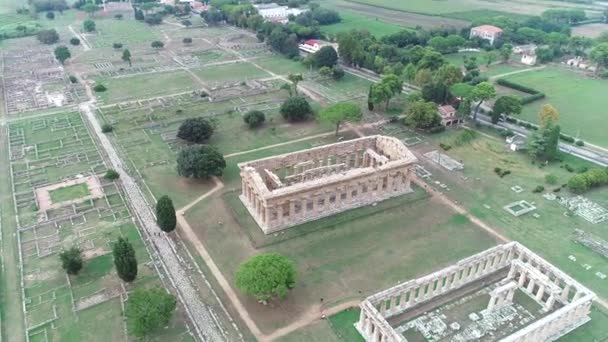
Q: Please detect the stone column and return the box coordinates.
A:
[389,296,397,313]
[289,200,295,221]
[408,287,417,305]
[399,291,408,309]
[527,278,536,293]
[518,270,527,287]
[487,296,497,311]
[545,294,556,311]
[561,284,571,301]
[276,201,284,226]
[536,285,545,301]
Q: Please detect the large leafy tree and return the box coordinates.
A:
[177,118,214,143]
[471,82,496,121]
[122,49,132,67]
[371,74,402,109]
[235,253,296,302]
[313,46,338,68]
[59,247,83,275]
[492,96,522,123]
[528,120,561,161]
[280,96,312,122]
[539,104,559,127]
[37,29,59,44]
[319,102,363,135]
[590,43,608,74]
[54,46,71,64]
[243,110,266,128]
[156,195,176,233]
[176,145,226,179]
[406,100,441,129]
[125,288,176,338]
[83,19,96,32]
[112,237,138,282]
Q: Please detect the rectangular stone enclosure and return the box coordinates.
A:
[238,135,418,234]
[357,242,596,342]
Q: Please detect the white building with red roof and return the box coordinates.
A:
[298,39,338,54]
[438,105,462,127]
[469,25,503,45]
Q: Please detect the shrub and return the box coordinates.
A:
[68,75,78,83]
[496,78,545,104]
[564,164,575,173]
[151,40,164,49]
[532,185,545,193]
[183,37,192,44]
[46,11,55,19]
[577,166,589,174]
[104,169,120,180]
[567,168,608,194]
[177,118,214,143]
[93,84,106,92]
[453,130,477,146]
[243,110,266,128]
[439,142,452,151]
[559,133,575,143]
[428,126,446,134]
[545,174,558,184]
[494,167,511,178]
[280,96,312,122]
[59,247,83,275]
[575,140,585,146]
[70,37,80,45]
[83,19,95,32]
[112,42,123,49]
[37,29,59,44]
[101,123,113,133]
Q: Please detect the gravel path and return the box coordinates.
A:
[79,101,223,342]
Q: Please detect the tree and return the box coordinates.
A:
[280,96,312,122]
[156,195,176,233]
[406,100,441,129]
[122,49,132,67]
[367,85,374,111]
[176,145,226,179]
[471,82,496,121]
[590,43,608,74]
[414,68,433,87]
[151,40,164,49]
[280,83,293,97]
[434,64,463,103]
[104,169,120,180]
[318,66,332,78]
[93,84,106,92]
[539,104,559,127]
[59,247,83,275]
[313,46,338,68]
[82,3,98,17]
[112,42,123,49]
[287,73,303,95]
[181,19,192,27]
[319,102,363,135]
[83,19,96,32]
[70,37,80,46]
[177,118,214,143]
[101,123,113,133]
[243,110,266,128]
[125,288,176,338]
[112,237,137,282]
[183,37,193,44]
[46,11,55,19]
[235,253,296,302]
[331,66,345,80]
[492,96,522,123]
[37,29,59,44]
[528,120,561,161]
[134,8,144,21]
[54,46,71,64]
[500,44,513,63]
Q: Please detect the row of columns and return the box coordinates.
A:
[376,246,514,318]
[357,306,402,342]
[273,149,368,183]
[487,282,517,311]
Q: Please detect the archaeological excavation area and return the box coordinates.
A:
[357,242,596,342]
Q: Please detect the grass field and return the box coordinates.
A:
[185,135,499,333]
[501,66,608,147]
[320,10,408,37]
[49,183,91,203]
[85,17,163,48]
[193,62,271,83]
[94,70,199,104]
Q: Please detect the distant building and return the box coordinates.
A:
[438,105,462,127]
[253,3,308,24]
[469,25,503,46]
[521,52,537,66]
[298,39,338,54]
[506,135,526,151]
[513,44,537,54]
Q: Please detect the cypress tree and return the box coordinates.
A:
[156,195,176,233]
[367,85,374,111]
[113,237,138,282]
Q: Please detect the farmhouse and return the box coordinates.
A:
[238,136,418,233]
[298,39,338,54]
[253,3,308,24]
[437,105,461,127]
[469,25,503,45]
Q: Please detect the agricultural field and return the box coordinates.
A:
[501,66,608,147]
[444,51,532,78]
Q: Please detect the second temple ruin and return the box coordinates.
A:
[238,135,418,234]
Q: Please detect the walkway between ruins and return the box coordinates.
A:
[75,68,224,341]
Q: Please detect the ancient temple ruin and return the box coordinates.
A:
[357,242,596,342]
[238,136,418,234]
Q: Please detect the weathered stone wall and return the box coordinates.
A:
[356,242,596,342]
[238,136,418,234]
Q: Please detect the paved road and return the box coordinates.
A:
[79,101,224,342]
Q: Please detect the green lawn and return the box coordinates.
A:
[192,62,271,83]
[49,183,91,203]
[320,10,406,37]
[86,18,163,48]
[502,66,608,147]
[254,55,310,76]
[94,70,199,104]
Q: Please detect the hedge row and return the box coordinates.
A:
[496,78,546,104]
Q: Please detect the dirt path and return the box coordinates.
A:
[68,25,91,51]
[489,65,545,80]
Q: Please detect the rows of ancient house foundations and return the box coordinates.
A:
[356,242,595,342]
[238,136,418,234]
